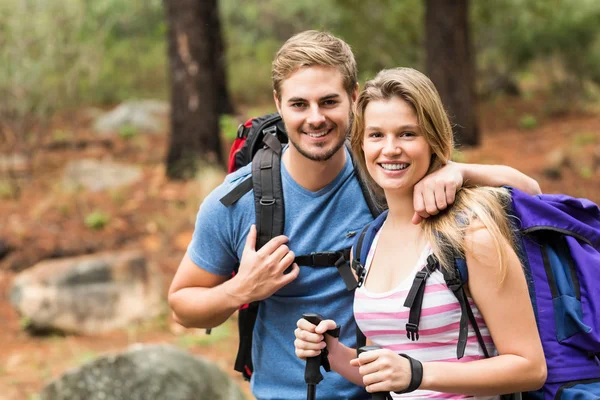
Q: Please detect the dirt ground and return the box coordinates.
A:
[0,96,599,400]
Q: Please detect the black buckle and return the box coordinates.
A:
[263,125,277,136]
[406,323,419,341]
[310,251,338,266]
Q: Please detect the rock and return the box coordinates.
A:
[93,100,169,135]
[9,251,161,335]
[40,344,245,400]
[62,159,142,192]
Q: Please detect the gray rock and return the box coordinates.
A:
[41,344,245,400]
[62,159,142,192]
[93,100,169,135]
[10,251,162,334]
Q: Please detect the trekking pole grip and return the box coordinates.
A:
[302,312,340,400]
[357,345,391,400]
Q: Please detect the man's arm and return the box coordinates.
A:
[412,162,541,224]
[458,163,541,195]
[168,225,299,329]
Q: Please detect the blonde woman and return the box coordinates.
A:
[294,68,546,399]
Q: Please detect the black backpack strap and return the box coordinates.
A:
[233,129,285,380]
[441,260,490,359]
[252,134,284,250]
[403,255,439,341]
[233,301,259,380]
[294,248,357,291]
[219,176,253,206]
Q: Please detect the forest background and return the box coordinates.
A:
[1,1,600,399]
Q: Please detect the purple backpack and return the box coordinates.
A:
[352,187,600,399]
[507,188,600,399]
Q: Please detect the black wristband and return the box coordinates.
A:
[394,353,423,394]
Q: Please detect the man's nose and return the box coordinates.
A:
[306,105,326,127]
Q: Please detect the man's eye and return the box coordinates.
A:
[291,103,306,108]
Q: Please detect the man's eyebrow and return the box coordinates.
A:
[286,94,341,103]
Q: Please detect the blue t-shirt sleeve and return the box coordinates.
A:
[186,171,253,276]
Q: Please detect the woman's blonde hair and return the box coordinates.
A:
[350,68,516,277]
[272,30,357,100]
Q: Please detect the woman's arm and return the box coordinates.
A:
[418,224,547,395]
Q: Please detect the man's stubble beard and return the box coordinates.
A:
[286,112,354,162]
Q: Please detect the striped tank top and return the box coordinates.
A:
[353,225,499,400]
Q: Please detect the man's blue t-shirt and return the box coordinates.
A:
[188,147,374,400]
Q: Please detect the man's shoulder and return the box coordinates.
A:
[204,164,254,206]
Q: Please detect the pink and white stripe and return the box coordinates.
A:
[354,228,499,399]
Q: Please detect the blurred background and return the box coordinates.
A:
[1,0,599,399]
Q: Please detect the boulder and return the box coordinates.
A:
[10,250,161,334]
[62,159,142,192]
[41,344,245,400]
[93,100,168,135]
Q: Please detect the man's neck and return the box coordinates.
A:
[282,146,347,192]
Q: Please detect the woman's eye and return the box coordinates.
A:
[401,131,415,137]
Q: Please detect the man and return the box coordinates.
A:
[169,31,540,400]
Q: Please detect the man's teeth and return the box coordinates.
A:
[380,163,408,171]
[306,130,329,138]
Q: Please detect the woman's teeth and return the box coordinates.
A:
[380,163,408,171]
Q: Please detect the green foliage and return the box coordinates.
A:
[1,0,599,128]
[0,181,16,199]
[176,324,232,349]
[84,211,110,230]
[572,132,598,147]
[0,0,166,135]
[118,124,138,139]
[519,114,538,130]
[219,114,240,142]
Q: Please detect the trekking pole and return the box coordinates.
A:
[357,345,392,400]
[302,313,340,400]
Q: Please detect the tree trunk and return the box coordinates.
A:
[210,1,235,115]
[425,0,480,147]
[163,0,225,179]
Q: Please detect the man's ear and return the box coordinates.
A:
[273,90,282,114]
[351,82,359,103]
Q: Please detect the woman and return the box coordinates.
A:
[293,68,546,398]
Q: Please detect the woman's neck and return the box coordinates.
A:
[384,188,417,227]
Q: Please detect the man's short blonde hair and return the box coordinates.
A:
[272,30,357,100]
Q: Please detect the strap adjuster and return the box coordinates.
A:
[406,323,419,341]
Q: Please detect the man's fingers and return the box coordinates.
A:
[445,183,457,205]
[434,185,448,211]
[413,185,425,216]
[423,186,440,215]
[411,212,423,225]
[257,234,290,257]
[271,244,293,268]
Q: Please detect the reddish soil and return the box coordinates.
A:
[0,97,599,400]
